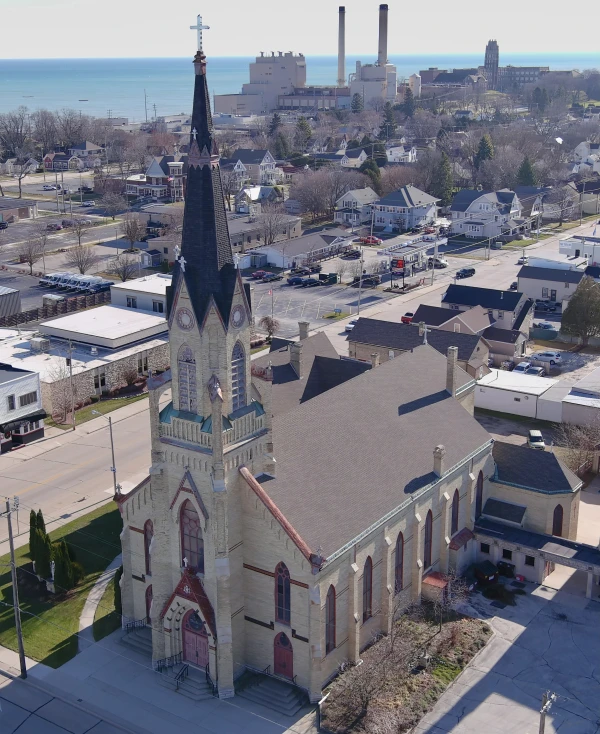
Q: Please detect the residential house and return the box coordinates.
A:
[255,229,353,268]
[341,148,368,168]
[313,152,344,166]
[385,145,417,164]
[223,149,280,185]
[441,284,533,335]
[540,183,579,222]
[449,188,527,239]
[372,185,439,232]
[512,186,549,220]
[346,317,488,382]
[68,141,103,159]
[333,187,379,226]
[234,186,280,212]
[0,364,45,453]
[125,155,188,202]
[276,165,307,185]
[517,266,584,306]
[573,141,600,163]
[1,157,38,176]
[43,152,76,171]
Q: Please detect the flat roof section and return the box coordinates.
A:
[39,305,167,349]
[111,274,172,297]
[477,369,557,396]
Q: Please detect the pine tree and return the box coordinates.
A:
[432,152,454,206]
[516,156,537,187]
[36,529,52,579]
[475,134,494,169]
[294,117,312,151]
[268,112,282,137]
[36,509,46,535]
[53,539,74,591]
[359,159,382,194]
[378,102,397,140]
[401,88,416,118]
[274,132,291,160]
[29,509,37,564]
[351,93,364,113]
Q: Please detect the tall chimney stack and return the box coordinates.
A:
[377,4,388,67]
[337,6,346,87]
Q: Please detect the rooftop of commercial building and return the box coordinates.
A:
[111,274,172,297]
[477,369,557,396]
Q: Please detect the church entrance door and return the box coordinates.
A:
[273,632,293,679]
[182,610,209,668]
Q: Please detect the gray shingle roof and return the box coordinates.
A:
[0,363,34,385]
[442,284,523,311]
[450,188,517,213]
[482,326,523,344]
[341,187,378,205]
[483,498,526,524]
[492,441,581,494]
[0,198,38,211]
[377,185,439,208]
[518,266,584,284]
[232,149,270,164]
[411,304,454,327]
[260,345,491,557]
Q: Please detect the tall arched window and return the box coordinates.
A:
[231,342,246,411]
[145,584,153,624]
[395,533,404,593]
[552,504,564,537]
[362,557,373,622]
[325,586,336,654]
[275,562,291,624]
[475,471,484,520]
[180,500,204,573]
[144,519,153,576]
[424,510,433,569]
[178,345,197,413]
[451,490,460,536]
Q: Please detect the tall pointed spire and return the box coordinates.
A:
[167,35,240,328]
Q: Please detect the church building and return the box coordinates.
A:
[115,42,583,704]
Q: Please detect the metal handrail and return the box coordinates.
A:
[175,664,189,690]
[262,665,271,675]
[124,618,147,634]
[205,663,218,697]
[154,651,182,672]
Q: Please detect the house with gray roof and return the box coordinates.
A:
[255,228,353,268]
[517,265,584,305]
[223,148,280,185]
[449,188,527,239]
[441,284,533,335]
[333,186,379,226]
[372,185,439,232]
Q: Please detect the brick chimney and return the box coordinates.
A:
[370,353,380,368]
[290,342,303,378]
[298,321,310,341]
[446,346,458,397]
[433,444,446,477]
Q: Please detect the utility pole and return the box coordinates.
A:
[2,497,27,679]
[539,691,556,734]
[67,341,76,431]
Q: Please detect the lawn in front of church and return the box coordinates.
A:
[321,607,491,733]
[0,503,122,667]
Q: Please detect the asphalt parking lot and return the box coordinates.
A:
[0,270,47,310]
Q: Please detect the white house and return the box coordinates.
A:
[573,141,600,163]
[441,284,533,334]
[450,189,526,239]
[256,230,353,268]
[517,265,584,304]
[333,187,379,226]
[341,148,368,168]
[223,149,280,185]
[1,157,38,176]
[68,141,103,162]
[386,145,417,164]
[0,364,45,452]
[372,185,439,232]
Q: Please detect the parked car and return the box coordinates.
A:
[251,270,268,279]
[513,361,532,373]
[290,266,310,275]
[262,273,283,283]
[528,429,545,450]
[533,320,554,330]
[82,200,95,207]
[401,312,414,324]
[517,255,529,264]
[532,350,562,366]
[359,235,382,245]
[287,276,304,286]
[0,221,8,230]
[308,264,322,273]
[342,250,361,260]
[491,240,503,249]
[456,267,475,279]
[534,300,558,312]
[46,222,62,231]
[410,226,423,234]
[42,184,56,191]
[509,281,517,290]
[345,319,359,333]
[423,227,436,234]
[525,367,546,376]
[428,257,448,269]
[61,219,74,227]
[301,278,320,288]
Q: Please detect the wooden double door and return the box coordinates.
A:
[183,610,209,668]
[274,632,293,679]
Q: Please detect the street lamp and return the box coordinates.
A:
[91,411,121,494]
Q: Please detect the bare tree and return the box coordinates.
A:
[63,244,101,274]
[547,184,579,226]
[56,108,86,149]
[121,214,145,250]
[70,218,92,247]
[31,109,59,155]
[221,168,240,210]
[258,315,280,341]
[257,204,289,246]
[556,420,600,476]
[108,253,139,282]
[0,106,29,156]
[12,150,36,199]
[47,358,75,424]
[100,192,127,220]
[334,259,350,283]
[126,133,151,173]
[17,238,45,275]
[379,166,416,195]
[431,571,470,633]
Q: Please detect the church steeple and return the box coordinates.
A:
[167,46,241,328]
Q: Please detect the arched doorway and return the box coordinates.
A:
[552,504,564,537]
[476,471,484,519]
[274,632,293,679]
[145,584,153,624]
[182,610,209,668]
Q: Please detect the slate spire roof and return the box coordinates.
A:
[167,51,241,327]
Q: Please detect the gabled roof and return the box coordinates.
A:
[517,266,584,284]
[411,304,454,327]
[450,188,517,213]
[483,497,526,524]
[492,441,581,494]
[442,284,523,311]
[348,317,483,362]
[344,148,365,159]
[70,141,101,151]
[339,187,378,205]
[232,149,270,164]
[145,157,169,178]
[482,326,523,344]
[377,185,439,208]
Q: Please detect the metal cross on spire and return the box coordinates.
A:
[190,14,210,53]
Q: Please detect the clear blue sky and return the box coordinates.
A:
[2,0,598,59]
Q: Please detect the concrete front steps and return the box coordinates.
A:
[120,625,152,657]
[159,663,215,701]
[236,672,308,716]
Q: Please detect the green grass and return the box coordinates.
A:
[0,503,123,668]
[47,393,148,429]
[92,576,121,642]
[322,311,349,320]
[431,659,462,684]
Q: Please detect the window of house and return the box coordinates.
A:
[362,557,373,622]
[152,301,164,313]
[19,391,37,408]
[231,342,246,412]
[126,296,137,309]
[565,283,570,288]
[480,542,490,554]
[7,395,15,411]
[395,533,404,592]
[275,562,291,624]
[424,510,433,569]
[552,504,564,537]
[451,489,460,536]
[138,356,148,374]
[94,372,106,389]
[180,500,204,573]
[502,548,512,560]
[542,287,549,298]
[144,520,153,576]
[525,555,535,567]
[163,247,168,254]
[497,311,504,318]
[325,585,336,653]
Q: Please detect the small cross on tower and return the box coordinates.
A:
[190,14,210,54]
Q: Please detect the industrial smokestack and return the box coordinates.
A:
[377,4,388,67]
[337,6,346,87]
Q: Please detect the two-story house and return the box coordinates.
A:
[68,141,103,167]
[125,156,188,202]
[341,148,368,168]
[372,185,439,232]
[225,149,280,185]
[573,141,600,163]
[0,364,45,453]
[450,189,526,239]
[386,145,417,164]
[333,187,379,226]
